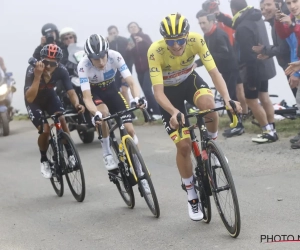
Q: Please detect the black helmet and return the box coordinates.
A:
[84,34,109,59]
[41,23,58,36]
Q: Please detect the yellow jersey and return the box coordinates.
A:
[147,32,216,87]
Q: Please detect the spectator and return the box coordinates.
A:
[202,0,248,136]
[195,10,244,136]
[107,25,133,109]
[59,27,79,75]
[219,0,278,143]
[253,0,297,97]
[33,23,68,65]
[127,21,161,122]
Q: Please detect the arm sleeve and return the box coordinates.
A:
[24,66,35,92]
[274,20,293,39]
[236,27,259,87]
[33,46,43,60]
[77,59,90,92]
[114,51,131,78]
[59,65,73,91]
[196,34,216,72]
[216,13,233,28]
[147,46,163,86]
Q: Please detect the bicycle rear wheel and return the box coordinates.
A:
[47,137,64,197]
[61,132,86,202]
[125,138,160,218]
[110,137,135,208]
[207,140,241,238]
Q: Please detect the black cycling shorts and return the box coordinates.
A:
[160,71,213,144]
[91,85,132,124]
[25,89,64,128]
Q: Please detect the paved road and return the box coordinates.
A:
[1,120,300,250]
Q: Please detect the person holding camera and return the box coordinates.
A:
[32,23,68,65]
[25,44,84,179]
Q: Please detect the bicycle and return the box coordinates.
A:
[39,110,86,202]
[178,100,241,238]
[96,106,160,218]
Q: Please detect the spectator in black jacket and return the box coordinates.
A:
[253,0,297,97]
[195,10,244,136]
[107,25,133,109]
[226,0,278,143]
[33,23,67,65]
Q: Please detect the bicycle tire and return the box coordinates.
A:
[61,132,86,202]
[125,138,160,218]
[207,140,241,238]
[48,137,64,197]
[110,137,135,208]
[191,153,211,223]
[200,160,212,224]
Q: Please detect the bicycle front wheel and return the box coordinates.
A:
[47,137,64,197]
[61,132,86,202]
[207,140,241,238]
[110,136,135,208]
[125,138,160,218]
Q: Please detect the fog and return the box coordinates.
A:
[1,0,294,113]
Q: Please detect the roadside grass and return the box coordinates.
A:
[133,110,300,138]
[14,110,300,138]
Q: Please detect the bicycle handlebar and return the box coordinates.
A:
[96,105,149,140]
[177,100,241,138]
[38,109,85,134]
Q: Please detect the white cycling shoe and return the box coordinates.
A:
[41,161,52,179]
[103,154,118,171]
[188,199,203,221]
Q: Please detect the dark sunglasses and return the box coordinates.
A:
[42,60,58,67]
[64,35,74,41]
[165,38,187,47]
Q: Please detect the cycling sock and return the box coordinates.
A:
[133,134,138,145]
[182,175,198,200]
[101,136,112,156]
[208,131,218,140]
[40,150,48,162]
[262,124,274,136]
[270,123,276,133]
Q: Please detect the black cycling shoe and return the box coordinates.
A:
[291,139,300,149]
[290,133,300,143]
[252,132,278,143]
[222,123,245,138]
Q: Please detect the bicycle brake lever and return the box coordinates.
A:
[97,124,103,141]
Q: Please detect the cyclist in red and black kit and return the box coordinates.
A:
[24,44,85,179]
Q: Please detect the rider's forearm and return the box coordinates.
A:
[154,87,178,116]
[67,89,79,107]
[25,76,41,103]
[125,76,140,98]
[209,69,231,102]
[83,96,98,116]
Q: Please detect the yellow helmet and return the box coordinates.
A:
[160,13,190,39]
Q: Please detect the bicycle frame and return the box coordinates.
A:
[98,106,151,182]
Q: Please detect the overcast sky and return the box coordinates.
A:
[1,0,295,113]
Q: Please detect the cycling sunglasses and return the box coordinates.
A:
[165,37,187,47]
[42,60,58,67]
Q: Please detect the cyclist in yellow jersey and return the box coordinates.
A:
[148,13,242,221]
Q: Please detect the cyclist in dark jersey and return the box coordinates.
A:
[24,44,84,179]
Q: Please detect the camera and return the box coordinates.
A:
[45,32,55,44]
[28,57,38,67]
[275,1,281,11]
